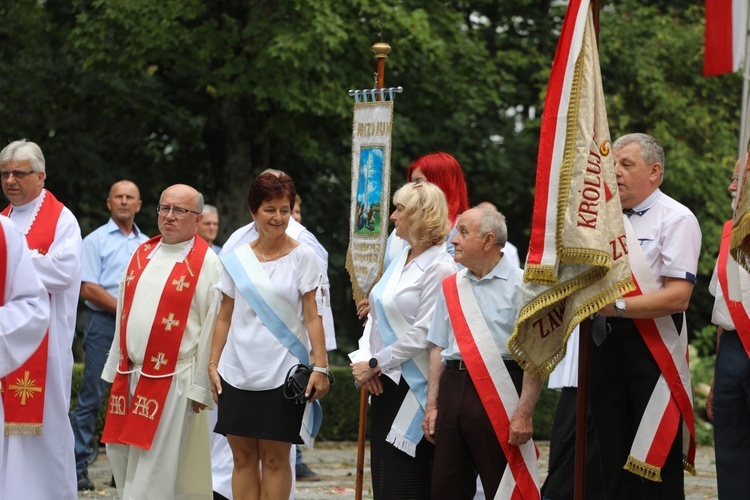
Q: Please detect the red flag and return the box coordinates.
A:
[704,0,747,76]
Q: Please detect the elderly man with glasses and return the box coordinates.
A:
[0,139,82,500]
[101,184,222,499]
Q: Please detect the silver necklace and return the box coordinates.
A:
[259,234,288,262]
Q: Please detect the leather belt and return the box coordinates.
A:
[445,359,468,371]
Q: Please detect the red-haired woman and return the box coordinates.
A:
[384,152,469,268]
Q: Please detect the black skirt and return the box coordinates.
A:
[214,377,306,444]
[370,375,434,499]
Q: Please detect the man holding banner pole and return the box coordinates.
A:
[590,133,699,498]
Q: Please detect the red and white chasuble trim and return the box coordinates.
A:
[1,190,63,435]
[101,235,209,450]
[443,271,540,500]
[622,218,696,480]
[718,220,750,357]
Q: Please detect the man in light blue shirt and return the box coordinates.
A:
[423,206,542,499]
[71,180,148,491]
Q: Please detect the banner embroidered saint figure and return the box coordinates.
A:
[346,100,394,302]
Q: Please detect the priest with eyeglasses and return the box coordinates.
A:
[101,184,222,499]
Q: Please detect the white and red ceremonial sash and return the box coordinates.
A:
[703,0,747,76]
[443,271,539,500]
[1,190,63,435]
[622,218,696,480]
[101,235,209,450]
[718,220,750,356]
[508,0,633,377]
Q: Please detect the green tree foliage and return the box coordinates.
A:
[0,0,739,358]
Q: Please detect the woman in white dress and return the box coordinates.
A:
[351,181,458,499]
[208,172,330,500]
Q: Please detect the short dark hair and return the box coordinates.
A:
[247,172,296,214]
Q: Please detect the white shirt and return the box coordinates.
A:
[218,244,322,390]
[427,255,522,361]
[369,244,457,379]
[503,241,522,269]
[626,189,701,285]
[221,219,336,350]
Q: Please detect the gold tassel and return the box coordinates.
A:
[623,456,662,482]
[683,460,696,476]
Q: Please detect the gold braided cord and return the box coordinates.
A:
[508,276,633,377]
[523,264,558,286]
[560,248,612,268]
[4,422,42,436]
[554,30,586,258]
[624,456,662,483]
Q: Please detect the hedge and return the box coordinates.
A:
[72,363,562,443]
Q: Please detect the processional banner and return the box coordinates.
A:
[731,133,750,273]
[346,100,394,303]
[507,0,634,377]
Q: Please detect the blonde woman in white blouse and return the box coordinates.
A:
[351,181,457,499]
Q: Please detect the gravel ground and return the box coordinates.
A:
[79,441,718,499]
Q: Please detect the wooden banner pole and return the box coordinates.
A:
[354,39,391,500]
[574,3,600,499]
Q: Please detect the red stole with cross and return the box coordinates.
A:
[1,190,63,435]
[101,235,209,450]
[442,272,539,499]
[718,220,750,356]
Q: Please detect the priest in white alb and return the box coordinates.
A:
[102,184,222,499]
[423,206,541,499]
[0,139,82,500]
[0,215,51,493]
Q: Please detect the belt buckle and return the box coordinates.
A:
[458,360,467,371]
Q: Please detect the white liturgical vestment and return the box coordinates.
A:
[103,238,222,499]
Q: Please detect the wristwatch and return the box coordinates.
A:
[312,365,330,375]
[369,357,379,369]
[613,298,627,318]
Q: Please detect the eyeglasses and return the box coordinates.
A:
[156,205,201,218]
[0,169,36,180]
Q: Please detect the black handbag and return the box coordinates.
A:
[283,364,335,404]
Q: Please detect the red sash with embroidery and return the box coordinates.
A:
[443,273,539,499]
[101,235,209,450]
[718,220,750,357]
[1,190,63,435]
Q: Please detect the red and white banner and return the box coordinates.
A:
[508,0,634,376]
[704,0,747,77]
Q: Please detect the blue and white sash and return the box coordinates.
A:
[221,244,322,445]
[371,247,431,457]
